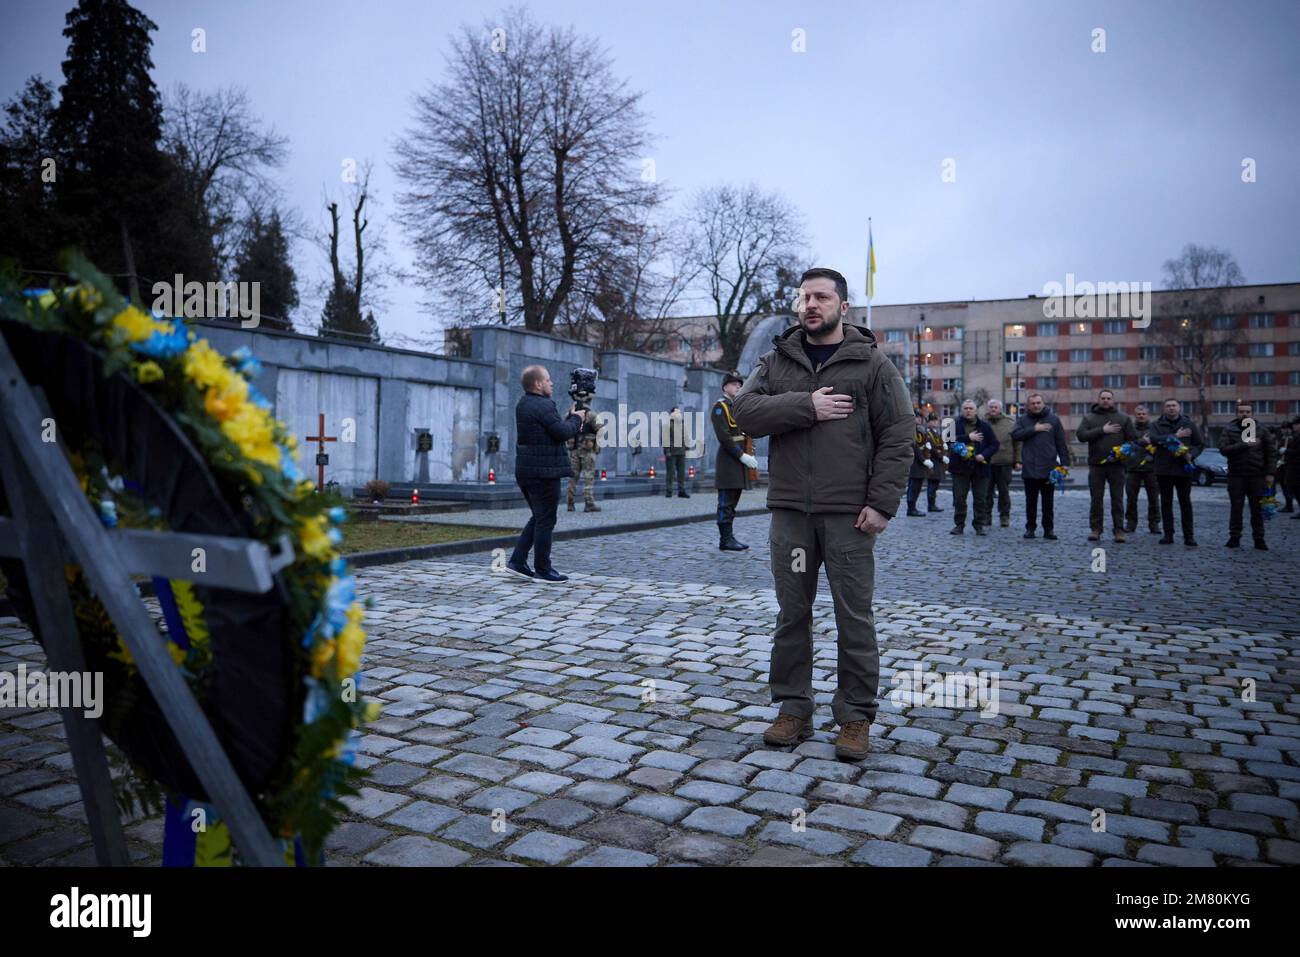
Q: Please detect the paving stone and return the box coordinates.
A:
[674,780,747,805]
[1176,826,1260,861]
[909,826,1000,860]
[850,840,934,866]
[516,798,597,828]
[973,811,1045,843]
[1001,841,1095,867]
[363,836,470,866]
[681,806,760,837]
[658,833,747,865]
[637,750,699,772]
[944,783,1014,811]
[859,770,943,799]
[505,831,588,864]
[436,753,520,782]
[383,800,463,834]
[871,793,968,830]
[807,804,903,837]
[756,821,852,856]
[324,822,392,856]
[740,791,808,817]
[439,814,514,850]
[576,812,668,851]
[740,845,846,867]
[623,794,696,824]
[412,773,481,802]
[749,769,814,795]
[341,787,411,819]
[462,786,540,814]
[571,845,658,867]
[509,771,574,795]
[566,781,633,807]
[1051,823,1128,857]
[1136,844,1215,867]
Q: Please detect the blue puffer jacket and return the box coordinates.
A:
[515,392,582,480]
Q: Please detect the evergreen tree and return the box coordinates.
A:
[0,77,62,276]
[51,0,213,297]
[235,208,298,331]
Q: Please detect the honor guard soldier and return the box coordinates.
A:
[712,370,758,550]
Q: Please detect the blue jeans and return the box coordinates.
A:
[511,477,562,572]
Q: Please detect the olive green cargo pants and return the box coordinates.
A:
[768,508,880,726]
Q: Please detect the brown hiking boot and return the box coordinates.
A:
[763,713,813,747]
[1113,530,1126,543]
[1087,530,1101,541]
[834,720,871,760]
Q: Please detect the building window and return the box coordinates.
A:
[1070,322,1090,335]
[1290,341,1300,356]
[941,404,956,417]
[1070,402,1089,416]
[1175,373,1195,386]
[885,329,907,343]
[1290,370,1300,386]
[1290,313,1300,327]
[1254,400,1274,413]
[1004,376,1026,391]
[1139,374,1161,388]
[1069,349,1090,363]
[942,352,962,365]
[1037,322,1058,337]
[1249,371,1275,386]
[939,326,963,340]
[942,377,963,391]
[1037,349,1058,362]
[1175,345,1195,359]
[1038,375,1058,390]
[1212,401,1235,415]
[1249,313,1273,329]
[1103,319,1126,334]
[1103,348,1125,361]
[1005,350,1026,364]
[1248,342,1275,357]
[1212,314,1235,329]
[1103,374,1124,389]
[1140,345,1160,361]
[1069,375,1091,389]
[889,353,907,371]
[1005,324,1026,338]
[1212,372,1236,386]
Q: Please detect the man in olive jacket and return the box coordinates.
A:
[1219,400,1276,549]
[1124,404,1161,535]
[983,399,1019,528]
[1149,398,1204,546]
[732,267,913,761]
[1076,389,1137,542]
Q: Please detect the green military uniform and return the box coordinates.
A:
[566,414,600,511]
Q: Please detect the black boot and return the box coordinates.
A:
[719,521,748,551]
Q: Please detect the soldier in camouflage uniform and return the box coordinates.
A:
[566,412,601,512]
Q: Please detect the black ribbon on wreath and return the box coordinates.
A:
[0,319,296,801]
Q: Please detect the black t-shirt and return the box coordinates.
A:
[803,339,841,370]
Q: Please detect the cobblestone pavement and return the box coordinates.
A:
[1,484,1297,866]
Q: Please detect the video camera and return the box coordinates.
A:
[568,367,598,412]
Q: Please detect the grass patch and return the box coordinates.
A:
[340,519,513,554]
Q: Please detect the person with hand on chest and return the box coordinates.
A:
[732,266,913,761]
[949,399,999,536]
[1076,388,1137,543]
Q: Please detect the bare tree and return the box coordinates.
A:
[1150,243,1245,432]
[318,161,387,343]
[393,6,660,334]
[558,212,699,354]
[682,183,807,371]
[162,83,289,271]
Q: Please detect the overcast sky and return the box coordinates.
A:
[4,0,1298,346]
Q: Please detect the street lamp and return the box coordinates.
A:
[914,315,925,410]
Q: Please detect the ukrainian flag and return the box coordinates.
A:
[866,223,877,300]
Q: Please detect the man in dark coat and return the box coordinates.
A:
[949,399,999,536]
[1219,400,1276,550]
[507,365,585,582]
[1011,392,1070,540]
[731,266,913,761]
[1149,398,1204,547]
[1077,388,1137,542]
[712,371,756,550]
[1124,404,1161,535]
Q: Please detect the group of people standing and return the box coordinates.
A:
[907,387,1299,550]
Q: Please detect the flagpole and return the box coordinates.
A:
[866,217,873,330]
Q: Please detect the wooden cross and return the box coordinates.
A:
[305,412,337,491]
